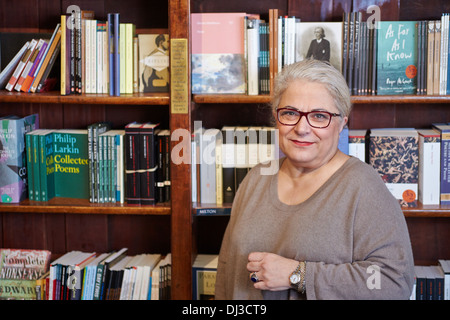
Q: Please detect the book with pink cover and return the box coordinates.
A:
[191,12,247,94]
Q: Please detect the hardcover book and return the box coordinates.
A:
[192,254,218,300]
[52,129,89,199]
[191,12,247,94]
[0,248,51,300]
[432,123,450,205]
[348,129,367,163]
[0,114,39,203]
[376,21,418,95]
[369,128,419,207]
[139,123,159,205]
[138,33,169,93]
[295,21,343,72]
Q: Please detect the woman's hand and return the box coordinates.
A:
[247,252,299,291]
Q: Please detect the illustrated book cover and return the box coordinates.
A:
[191,13,247,94]
[369,128,418,207]
[376,21,418,95]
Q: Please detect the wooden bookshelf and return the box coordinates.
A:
[194,94,450,104]
[1,0,450,300]
[0,91,170,105]
[0,198,171,215]
[189,0,450,287]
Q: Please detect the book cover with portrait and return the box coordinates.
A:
[138,33,170,93]
[376,21,418,95]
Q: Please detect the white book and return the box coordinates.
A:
[0,41,29,88]
[200,128,220,203]
[418,129,441,205]
[14,39,44,91]
[438,259,450,300]
[5,39,37,91]
[246,18,259,95]
[348,129,367,162]
[97,22,104,93]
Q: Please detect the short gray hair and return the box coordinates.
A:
[270,59,352,118]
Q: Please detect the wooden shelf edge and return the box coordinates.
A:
[0,90,170,105]
[0,198,171,215]
[192,202,450,218]
[192,94,450,104]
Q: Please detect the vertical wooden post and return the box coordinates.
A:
[169,0,192,299]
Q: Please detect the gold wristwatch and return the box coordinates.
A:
[289,261,306,294]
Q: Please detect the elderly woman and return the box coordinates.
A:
[215,59,415,300]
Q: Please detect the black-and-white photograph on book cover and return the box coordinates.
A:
[295,22,343,72]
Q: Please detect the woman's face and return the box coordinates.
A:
[276,79,347,170]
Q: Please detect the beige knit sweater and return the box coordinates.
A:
[215,157,415,300]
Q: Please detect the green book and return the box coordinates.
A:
[376,21,418,95]
[32,131,42,201]
[25,132,35,201]
[39,130,55,201]
[53,129,89,199]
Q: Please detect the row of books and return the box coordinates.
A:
[190,10,450,97]
[0,8,170,96]
[412,260,450,300]
[0,248,171,300]
[191,126,277,204]
[0,28,61,93]
[61,9,169,96]
[190,125,444,209]
[0,114,170,204]
[124,122,171,205]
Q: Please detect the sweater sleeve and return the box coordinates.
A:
[305,168,415,300]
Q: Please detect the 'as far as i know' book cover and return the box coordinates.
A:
[191,12,247,94]
[376,21,418,95]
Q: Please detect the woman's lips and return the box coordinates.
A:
[290,139,314,147]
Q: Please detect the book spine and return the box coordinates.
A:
[222,128,236,203]
[107,14,114,96]
[164,132,171,202]
[39,132,48,201]
[200,130,217,204]
[6,39,37,91]
[21,41,48,92]
[114,13,120,96]
[125,24,134,94]
[32,133,41,201]
[125,124,141,204]
[139,126,157,205]
[234,128,248,193]
[31,23,61,92]
[156,133,165,202]
[36,30,62,93]
[120,23,126,94]
[26,133,34,201]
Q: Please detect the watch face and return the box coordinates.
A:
[290,274,300,284]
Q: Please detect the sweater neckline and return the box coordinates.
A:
[269,156,356,212]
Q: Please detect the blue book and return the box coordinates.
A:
[114,13,120,96]
[107,14,115,96]
[0,114,39,203]
[376,21,418,95]
[433,123,450,205]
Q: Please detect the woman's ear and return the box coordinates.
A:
[339,116,348,133]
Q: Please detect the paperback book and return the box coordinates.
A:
[0,114,39,203]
